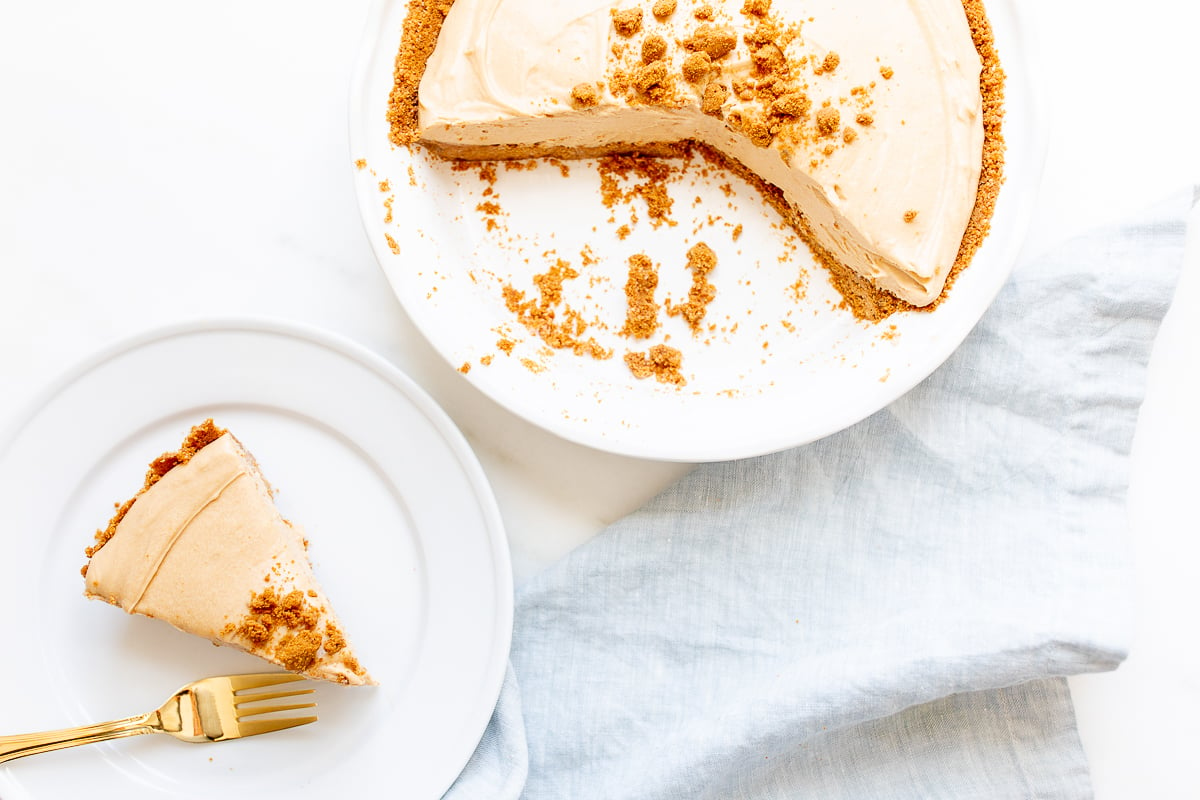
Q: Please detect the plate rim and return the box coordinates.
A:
[347,0,1050,463]
[0,316,514,800]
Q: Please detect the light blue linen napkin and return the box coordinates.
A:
[449,192,1191,800]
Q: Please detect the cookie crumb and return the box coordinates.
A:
[880,65,894,79]
[770,92,810,118]
[611,7,643,36]
[621,254,660,338]
[502,260,611,359]
[666,242,718,333]
[625,345,686,387]
[815,106,840,137]
[903,210,919,223]
[682,52,712,82]
[276,631,322,672]
[642,35,668,64]
[744,113,774,147]
[701,81,730,115]
[684,25,738,60]
[652,0,677,19]
[570,83,599,107]
[323,623,347,655]
[634,61,669,93]
[742,0,770,16]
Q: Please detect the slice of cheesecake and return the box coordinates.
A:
[395,0,1003,316]
[83,420,373,686]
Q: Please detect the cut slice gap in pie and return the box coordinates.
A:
[390,0,1004,320]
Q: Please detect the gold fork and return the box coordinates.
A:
[0,673,316,764]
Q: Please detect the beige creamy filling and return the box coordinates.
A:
[127,469,247,612]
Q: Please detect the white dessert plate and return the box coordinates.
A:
[349,1,1044,461]
[0,320,512,800]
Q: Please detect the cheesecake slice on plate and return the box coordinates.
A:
[83,420,374,686]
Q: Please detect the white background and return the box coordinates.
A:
[1,1,1196,796]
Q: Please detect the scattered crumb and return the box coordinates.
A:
[666,242,718,334]
[625,345,686,387]
[502,259,611,359]
[476,200,504,231]
[598,155,676,227]
[621,254,660,338]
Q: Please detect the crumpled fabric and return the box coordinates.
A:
[448,192,1191,799]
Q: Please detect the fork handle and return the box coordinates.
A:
[0,714,155,764]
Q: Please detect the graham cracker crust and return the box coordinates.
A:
[387,0,1006,322]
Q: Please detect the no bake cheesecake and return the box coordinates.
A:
[389,0,1004,318]
[83,420,373,686]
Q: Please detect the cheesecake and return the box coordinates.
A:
[389,0,1004,318]
[83,420,373,686]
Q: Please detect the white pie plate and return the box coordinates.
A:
[349,0,1044,461]
[0,320,512,800]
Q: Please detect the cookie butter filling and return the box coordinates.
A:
[83,421,373,686]
[391,0,1004,317]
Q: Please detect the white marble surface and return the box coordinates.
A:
[0,1,1196,796]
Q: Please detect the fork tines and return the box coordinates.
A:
[227,672,308,692]
[228,673,317,733]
